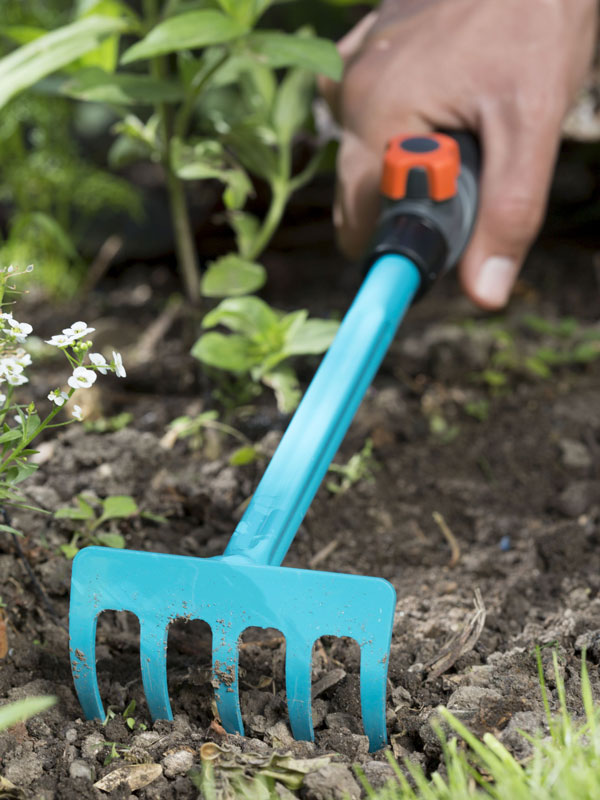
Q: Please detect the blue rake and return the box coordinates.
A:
[70,253,420,752]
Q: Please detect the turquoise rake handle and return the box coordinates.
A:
[225,253,421,567]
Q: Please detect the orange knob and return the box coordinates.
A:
[381,133,460,202]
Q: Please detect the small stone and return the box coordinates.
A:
[132,731,161,748]
[311,668,346,699]
[303,763,360,800]
[265,720,294,748]
[4,751,44,786]
[69,759,94,781]
[559,438,592,470]
[447,686,502,720]
[556,481,595,517]
[161,749,194,778]
[81,732,106,761]
[362,761,397,789]
[64,727,78,744]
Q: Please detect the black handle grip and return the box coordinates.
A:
[365,131,480,298]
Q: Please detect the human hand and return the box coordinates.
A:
[320,0,598,308]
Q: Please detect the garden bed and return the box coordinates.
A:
[0,194,599,798]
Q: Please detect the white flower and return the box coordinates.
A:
[0,358,24,378]
[64,321,95,339]
[0,394,6,405]
[46,333,75,348]
[48,389,69,407]
[6,266,14,274]
[68,367,97,390]
[25,265,34,273]
[72,405,83,421]
[8,318,33,342]
[6,373,28,386]
[0,312,13,322]
[15,351,31,368]
[89,352,108,374]
[112,351,126,378]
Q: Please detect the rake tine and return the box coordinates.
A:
[359,643,389,751]
[69,607,105,721]
[140,617,172,721]
[212,624,244,735]
[285,635,314,742]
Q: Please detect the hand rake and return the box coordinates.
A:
[70,132,479,752]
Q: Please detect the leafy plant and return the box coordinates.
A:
[164,408,260,464]
[0,0,342,303]
[471,314,600,390]
[0,266,126,531]
[192,296,339,412]
[326,438,377,494]
[54,493,137,557]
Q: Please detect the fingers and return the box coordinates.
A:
[459,103,563,309]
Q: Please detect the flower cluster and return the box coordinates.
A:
[44,321,126,421]
[0,311,34,393]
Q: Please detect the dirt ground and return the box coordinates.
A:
[0,154,599,798]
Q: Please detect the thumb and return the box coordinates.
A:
[459,110,562,309]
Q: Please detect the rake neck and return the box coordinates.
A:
[224,254,421,567]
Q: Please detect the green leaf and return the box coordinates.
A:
[262,367,301,413]
[0,697,56,732]
[191,332,256,372]
[202,255,266,297]
[0,523,23,536]
[0,430,22,444]
[62,68,184,104]
[0,15,130,110]
[272,67,314,145]
[60,543,80,559]
[284,317,338,356]
[224,125,278,181]
[95,531,126,548]
[121,10,247,64]
[247,31,342,80]
[228,445,258,466]
[0,25,48,46]
[99,495,138,521]
[216,0,273,27]
[228,211,260,259]
[77,0,137,72]
[202,296,279,337]
[571,342,600,363]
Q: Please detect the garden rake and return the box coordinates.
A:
[70,132,479,752]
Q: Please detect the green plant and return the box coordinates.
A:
[54,493,139,557]
[0,266,126,532]
[326,437,377,494]
[0,696,56,731]
[165,408,260,464]
[191,296,338,412]
[0,0,342,303]
[472,314,600,390]
[351,648,600,800]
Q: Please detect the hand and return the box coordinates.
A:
[320,0,598,308]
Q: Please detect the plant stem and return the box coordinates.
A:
[246,180,289,262]
[145,1,201,303]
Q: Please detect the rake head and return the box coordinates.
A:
[69,547,396,751]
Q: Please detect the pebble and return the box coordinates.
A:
[556,481,595,517]
[161,749,194,777]
[559,438,592,470]
[325,712,361,734]
[303,763,361,800]
[81,732,105,760]
[311,668,346,699]
[69,759,94,781]
[5,751,44,786]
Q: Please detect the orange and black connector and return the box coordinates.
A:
[366,132,480,297]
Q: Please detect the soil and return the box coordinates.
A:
[0,161,600,798]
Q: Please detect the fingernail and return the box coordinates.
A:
[473,256,517,307]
